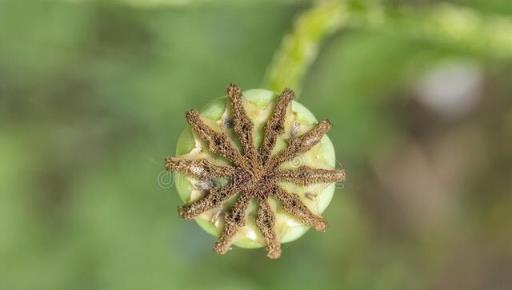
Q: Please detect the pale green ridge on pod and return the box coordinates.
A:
[175,89,337,249]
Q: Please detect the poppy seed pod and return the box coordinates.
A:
[165,84,345,259]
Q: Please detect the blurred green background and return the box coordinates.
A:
[1,0,512,289]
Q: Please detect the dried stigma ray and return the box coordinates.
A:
[165,84,345,259]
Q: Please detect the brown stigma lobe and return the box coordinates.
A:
[165,84,345,259]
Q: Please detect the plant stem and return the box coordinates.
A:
[263,1,512,95]
[262,0,347,95]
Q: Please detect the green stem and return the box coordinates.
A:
[262,0,346,95]
[399,4,512,59]
[263,1,512,95]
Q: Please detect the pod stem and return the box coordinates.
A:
[262,0,346,96]
[263,0,512,96]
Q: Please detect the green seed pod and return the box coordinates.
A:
[165,84,345,259]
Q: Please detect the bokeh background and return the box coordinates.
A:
[1,0,512,290]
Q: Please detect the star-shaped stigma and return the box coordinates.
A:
[165,84,346,259]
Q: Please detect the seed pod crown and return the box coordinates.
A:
[165,84,345,259]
